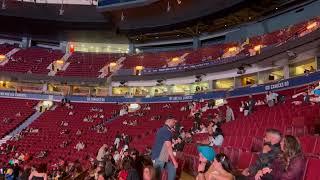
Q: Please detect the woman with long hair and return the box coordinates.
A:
[28,163,48,180]
[207,153,234,180]
[196,147,234,180]
[142,165,156,180]
[255,135,306,180]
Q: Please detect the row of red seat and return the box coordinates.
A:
[0,98,37,138]
[0,48,64,74]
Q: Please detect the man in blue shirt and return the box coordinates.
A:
[151,117,178,180]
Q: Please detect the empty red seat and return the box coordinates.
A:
[299,136,317,154]
[237,151,254,170]
[304,158,320,180]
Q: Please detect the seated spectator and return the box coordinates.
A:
[123,158,140,180]
[60,121,68,127]
[198,123,208,134]
[59,140,70,148]
[303,92,310,104]
[255,135,305,180]
[197,153,234,180]
[96,144,108,162]
[3,117,12,124]
[173,137,185,152]
[255,100,265,106]
[242,129,281,178]
[143,165,156,180]
[68,111,74,116]
[266,91,274,107]
[239,101,244,112]
[185,131,193,143]
[97,169,106,180]
[196,146,215,178]
[29,128,39,133]
[114,133,121,149]
[247,95,256,114]
[104,154,115,178]
[243,101,250,116]
[75,142,85,151]
[209,128,224,147]
[163,104,171,109]
[15,112,21,117]
[35,151,48,159]
[143,147,152,156]
[151,115,161,121]
[113,151,120,162]
[60,129,70,135]
[143,104,151,111]
[76,129,82,136]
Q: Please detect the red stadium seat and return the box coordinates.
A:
[299,136,317,154]
[237,151,254,170]
[304,158,320,180]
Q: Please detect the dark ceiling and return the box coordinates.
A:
[0,0,310,43]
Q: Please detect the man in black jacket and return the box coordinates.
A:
[242,129,282,178]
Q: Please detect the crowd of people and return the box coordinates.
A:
[0,90,314,180]
[194,129,305,180]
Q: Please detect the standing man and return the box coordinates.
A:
[151,117,178,180]
[248,95,256,114]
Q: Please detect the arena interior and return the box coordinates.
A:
[0,0,319,179]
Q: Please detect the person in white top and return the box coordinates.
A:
[96,144,108,162]
[225,106,235,122]
[209,128,224,147]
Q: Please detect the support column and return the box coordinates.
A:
[60,41,68,53]
[283,64,290,79]
[129,43,135,54]
[193,36,200,50]
[21,37,31,49]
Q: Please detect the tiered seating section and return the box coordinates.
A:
[0,98,37,138]
[182,91,320,179]
[1,103,120,166]
[0,48,64,74]
[0,17,319,76]
[122,50,189,69]
[1,102,193,167]
[108,103,193,152]
[56,52,120,78]
[0,85,320,179]
[0,44,16,55]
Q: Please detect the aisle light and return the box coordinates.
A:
[307,22,318,30]
[228,47,237,52]
[109,62,117,67]
[135,66,144,70]
[171,57,180,62]
[56,60,64,64]
[254,45,262,51]
[0,54,5,61]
